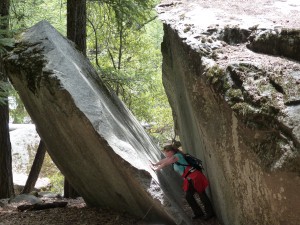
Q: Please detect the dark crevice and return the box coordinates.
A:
[269,79,285,94]
[227,65,243,88]
[247,29,300,62]
[221,27,252,45]
[285,99,300,106]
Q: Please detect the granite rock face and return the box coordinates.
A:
[158,1,300,225]
[4,21,191,224]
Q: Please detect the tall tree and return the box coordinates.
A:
[0,0,14,198]
[64,0,86,198]
[67,0,86,55]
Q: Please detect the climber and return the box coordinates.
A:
[150,144,214,220]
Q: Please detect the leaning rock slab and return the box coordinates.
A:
[4,21,189,224]
[157,1,300,225]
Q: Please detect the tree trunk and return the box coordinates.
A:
[64,0,86,198]
[0,0,14,199]
[67,0,86,55]
[0,92,14,198]
[64,178,80,199]
[21,141,46,194]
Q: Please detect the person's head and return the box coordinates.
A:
[172,140,182,149]
[162,145,178,157]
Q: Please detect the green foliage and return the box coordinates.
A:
[10,0,66,33]
[0,28,14,54]
[0,21,26,120]
[8,0,174,143]
[0,37,14,53]
[0,16,14,54]
[87,1,174,143]
[48,171,64,195]
[0,81,10,105]
[8,89,30,123]
[0,16,14,106]
[7,0,66,121]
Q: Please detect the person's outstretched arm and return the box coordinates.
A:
[151,157,169,166]
[151,156,178,171]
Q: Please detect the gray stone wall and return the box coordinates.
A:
[160,2,300,223]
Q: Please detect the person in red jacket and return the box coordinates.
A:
[151,144,214,220]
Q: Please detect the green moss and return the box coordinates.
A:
[232,102,255,116]
[206,65,224,82]
[227,88,243,102]
[206,65,232,94]
[223,80,231,90]
[13,42,46,95]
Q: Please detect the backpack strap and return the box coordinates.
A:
[175,161,189,167]
[174,152,189,167]
[183,167,196,179]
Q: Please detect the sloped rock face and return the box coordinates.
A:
[158,1,300,225]
[4,21,191,224]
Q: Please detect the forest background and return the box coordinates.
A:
[0,0,174,196]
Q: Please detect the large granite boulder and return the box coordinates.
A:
[4,21,190,224]
[157,1,300,225]
[9,124,40,175]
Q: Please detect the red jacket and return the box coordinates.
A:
[182,166,208,193]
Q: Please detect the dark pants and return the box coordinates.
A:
[185,179,214,219]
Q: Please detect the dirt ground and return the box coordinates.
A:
[0,197,220,225]
[0,197,141,225]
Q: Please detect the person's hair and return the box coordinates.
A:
[172,140,181,149]
[163,144,179,153]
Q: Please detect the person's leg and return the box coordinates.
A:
[185,180,203,219]
[198,191,214,220]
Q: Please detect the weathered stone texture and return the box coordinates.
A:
[158,1,300,225]
[4,21,192,224]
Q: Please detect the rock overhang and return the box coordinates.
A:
[157,0,300,172]
[157,0,300,60]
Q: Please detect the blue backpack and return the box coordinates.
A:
[175,152,204,172]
